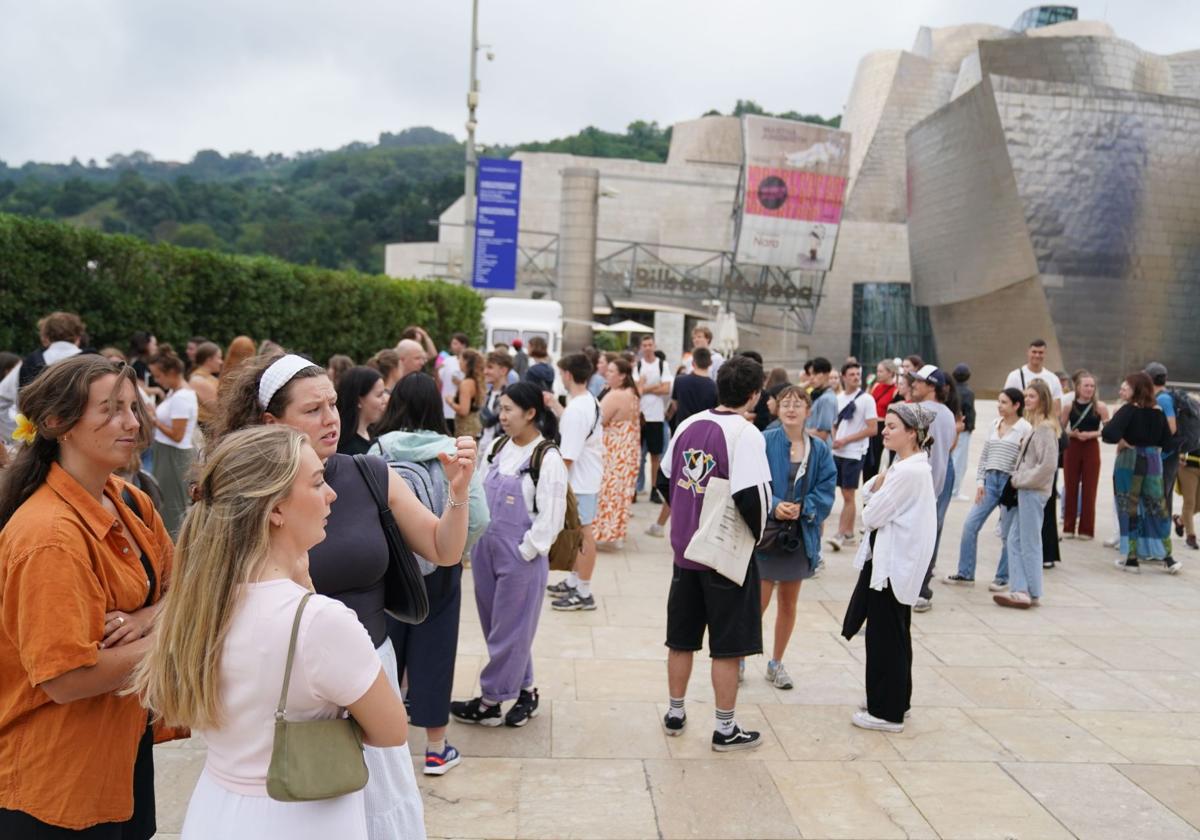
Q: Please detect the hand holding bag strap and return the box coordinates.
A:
[276,592,315,722]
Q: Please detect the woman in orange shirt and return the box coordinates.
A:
[0,355,173,838]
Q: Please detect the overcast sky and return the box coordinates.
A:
[3,0,1197,165]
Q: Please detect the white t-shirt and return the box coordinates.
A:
[1005,366,1064,408]
[439,355,463,420]
[558,393,604,495]
[199,579,382,796]
[833,390,878,460]
[154,388,199,449]
[636,356,673,422]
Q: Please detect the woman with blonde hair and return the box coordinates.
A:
[0,355,171,837]
[1061,369,1110,540]
[994,379,1059,608]
[134,426,409,839]
[213,351,476,839]
[446,348,485,439]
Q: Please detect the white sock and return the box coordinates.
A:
[576,579,592,598]
[715,707,735,735]
[427,738,445,754]
[667,697,685,719]
[566,572,580,588]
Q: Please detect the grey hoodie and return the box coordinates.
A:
[369,429,490,548]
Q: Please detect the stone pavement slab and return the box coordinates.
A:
[153,401,1200,838]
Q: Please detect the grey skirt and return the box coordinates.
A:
[151,441,194,537]
[755,538,813,582]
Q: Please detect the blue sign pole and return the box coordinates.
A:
[471,158,522,291]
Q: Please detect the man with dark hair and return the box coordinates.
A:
[438,332,471,434]
[907,365,957,612]
[828,362,878,550]
[1004,339,1063,416]
[1146,362,1181,561]
[657,355,772,751]
[806,357,837,441]
[636,335,673,504]
[548,353,605,611]
[646,347,719,538]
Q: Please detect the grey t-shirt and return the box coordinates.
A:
[308,453,390,647]
[919,400,957,497]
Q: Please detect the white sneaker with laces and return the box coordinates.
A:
[852,710,903,733]
[645,523,664,537]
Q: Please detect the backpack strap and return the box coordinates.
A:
[487,435,511,464]
[525,439,560,515]
[120,485,148,525]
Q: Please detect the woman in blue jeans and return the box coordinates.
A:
[994,380,1059,608]
[945,388,1029,588]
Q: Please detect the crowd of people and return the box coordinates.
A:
[0,311,1193,839]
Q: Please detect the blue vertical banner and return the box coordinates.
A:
[471,157,522,291]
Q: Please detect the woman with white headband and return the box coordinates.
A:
[212,351,477,840]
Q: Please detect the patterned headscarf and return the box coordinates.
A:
[888,402,935,451]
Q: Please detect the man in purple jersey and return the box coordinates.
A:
[656,355,772,751]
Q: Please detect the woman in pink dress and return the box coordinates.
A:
[594,358,641,549]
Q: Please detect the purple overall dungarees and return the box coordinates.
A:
[473,454,550,702]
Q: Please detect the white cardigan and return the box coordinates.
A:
[853,451,938,606]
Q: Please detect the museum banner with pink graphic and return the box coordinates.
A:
[734,115,851,270]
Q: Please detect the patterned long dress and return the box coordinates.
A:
[593,418,640,543]
[1114,446,1172,560]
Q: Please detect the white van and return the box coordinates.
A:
[482,297,563,360]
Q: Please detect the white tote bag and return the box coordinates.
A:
[683,421,757,585]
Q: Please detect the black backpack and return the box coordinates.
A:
[1169,389,1200,454]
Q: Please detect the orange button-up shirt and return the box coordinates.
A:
[0,464,173,829]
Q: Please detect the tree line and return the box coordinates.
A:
[0,104,840,274]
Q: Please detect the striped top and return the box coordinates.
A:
[976,416,1031,485]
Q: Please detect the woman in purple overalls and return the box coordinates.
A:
[451,382,568,728]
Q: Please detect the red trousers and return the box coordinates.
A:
[1063,438,1100,537]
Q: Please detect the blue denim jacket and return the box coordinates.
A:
[763,427,837,563]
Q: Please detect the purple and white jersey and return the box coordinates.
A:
[661,409,771,570]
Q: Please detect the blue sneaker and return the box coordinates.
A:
[423,743,462,776]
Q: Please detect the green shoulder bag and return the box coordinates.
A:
[266,592,370,802]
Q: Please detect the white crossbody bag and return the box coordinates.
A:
[683,419,758,585]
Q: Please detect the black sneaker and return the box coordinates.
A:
[551,591,597,611]
[1164,556,1182,575]
[662,712,686,736]
[546,579,575,597]
[712,724,762,752]
[1115,557,1140,574]
[650,489,664,504]
[450,696,503,727]
[504,688,539,727]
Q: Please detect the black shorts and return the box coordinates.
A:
[665,563,762,658]
[835,455,865,489]
[641,420,665,454]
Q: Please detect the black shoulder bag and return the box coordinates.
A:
[352,455,430,625]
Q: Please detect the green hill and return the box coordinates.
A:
[0,103,838,274]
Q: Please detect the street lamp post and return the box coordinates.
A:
[462,0,480,285]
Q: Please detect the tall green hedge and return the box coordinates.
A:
[0,213,482,362]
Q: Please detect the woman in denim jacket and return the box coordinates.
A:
[755,385,836,689]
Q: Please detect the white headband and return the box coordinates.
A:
[258,354,317,410]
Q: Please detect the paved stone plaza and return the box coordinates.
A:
[152,403,1200,839]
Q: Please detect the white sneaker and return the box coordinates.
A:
[645,523,664,538]
[954,494,971,502]
[859,700,910,720]
[912,597,932,613]
[1103,537,1120,549]
[840,532,857,547]
[826,535,843,552]
[852,710,903,733]
[987,580,1008,592]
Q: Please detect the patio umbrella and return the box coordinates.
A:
[595,319,655,333]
